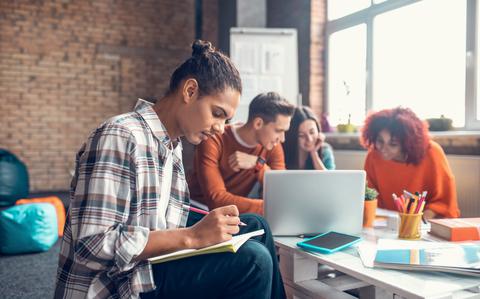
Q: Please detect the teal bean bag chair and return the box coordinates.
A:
[0,203,58,254]
[0,149,29,206]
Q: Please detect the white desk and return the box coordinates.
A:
[275,229,480,299]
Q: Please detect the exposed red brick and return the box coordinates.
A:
[0,0,218,191]
[309,0,326,118]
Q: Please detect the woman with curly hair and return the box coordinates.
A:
[361,107,460,220]
[283,106,336,170]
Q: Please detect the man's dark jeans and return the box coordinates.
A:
[140,212,286,299]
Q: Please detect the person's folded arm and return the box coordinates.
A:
[322,145,336,170]
[195,138,263,214]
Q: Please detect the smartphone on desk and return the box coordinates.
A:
[297,231,362,254]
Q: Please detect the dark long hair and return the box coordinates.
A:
[283,106,322,169]
[167,40,242,96]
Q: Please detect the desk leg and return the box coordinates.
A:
[277,247,358,299]
[358,286,384,299]
[278,247,318,283]
[278,247,318,299]
[358,286,406,299]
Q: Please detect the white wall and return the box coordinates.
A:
[334,150,480,217]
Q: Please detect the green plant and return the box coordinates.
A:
[365,185,378,201]
[336,114,356,133]
[426,115,453,131]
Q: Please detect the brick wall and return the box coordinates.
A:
[202,0,218,47]
[0,0,216,191]
[309,0,326,117]
[181,0,219,176]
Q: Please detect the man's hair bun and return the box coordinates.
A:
[192,40,214,57]
[168,39,242,96]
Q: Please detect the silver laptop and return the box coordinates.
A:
[264,170,366,236]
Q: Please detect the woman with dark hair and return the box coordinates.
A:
[361,107,460,220]
[55,40,286,299]
[283,106,335,170]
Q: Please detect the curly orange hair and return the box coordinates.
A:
[360,107,430,164]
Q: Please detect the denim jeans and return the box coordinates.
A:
[140,212,286,299]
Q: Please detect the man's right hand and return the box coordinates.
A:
[187,205,241,249]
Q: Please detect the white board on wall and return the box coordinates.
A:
[230,27,299,123]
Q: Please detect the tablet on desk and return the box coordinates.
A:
[297,231,362,254]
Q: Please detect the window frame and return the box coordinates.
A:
[325,0,480,130]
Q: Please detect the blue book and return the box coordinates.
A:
[374,239,480,277]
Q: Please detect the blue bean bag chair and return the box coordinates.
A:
[0,149,29,206]
[0,203,58,254]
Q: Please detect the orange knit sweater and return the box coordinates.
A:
[188,125,286,214]
[364,140,460,218]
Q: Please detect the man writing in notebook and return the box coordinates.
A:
[55,40,286,299]
[188,92,295,214]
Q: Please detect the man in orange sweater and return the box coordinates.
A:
[188,92,295,215]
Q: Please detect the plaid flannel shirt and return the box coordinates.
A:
[55,99,190,299]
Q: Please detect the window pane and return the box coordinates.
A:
[327,0,370,20]
[373,0,466,127]
[477,2,480,120]
[328,24,366,126]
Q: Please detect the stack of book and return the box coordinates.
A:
[429,218,480,241]
[372,239,480,277]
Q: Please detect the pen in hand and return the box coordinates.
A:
[234,219,247,226]
[188,206,247,226]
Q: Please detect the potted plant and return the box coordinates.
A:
[336,113,356,133]
[426,115,453,131]
[363,184,378,228]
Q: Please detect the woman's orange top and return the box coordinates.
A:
[364,140,460,218]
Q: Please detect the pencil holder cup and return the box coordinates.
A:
[363,199,377,228]
[398,213,423,240]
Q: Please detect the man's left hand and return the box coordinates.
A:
[228,151,258,172]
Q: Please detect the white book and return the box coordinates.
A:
[148,229,265,264]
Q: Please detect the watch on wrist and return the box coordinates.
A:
[255,156,266,172]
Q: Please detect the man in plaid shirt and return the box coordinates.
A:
[55,40,286,299]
